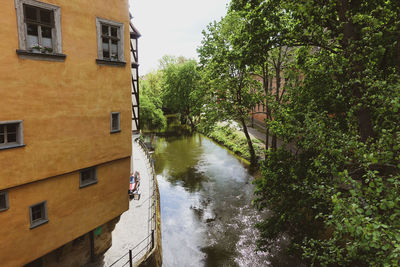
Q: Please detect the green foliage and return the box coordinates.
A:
[198,11,263,164]
[229,0,400,266]
[160,56,203,129]
[139,94,167,131]
[140,70,167,131]
[207,124,262,161]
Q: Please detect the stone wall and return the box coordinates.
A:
[25,216,120,267]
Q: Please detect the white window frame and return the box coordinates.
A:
[15,0,62,53]
[29,201,48,229]
[0,191,9,212]
[0,120,24,150]
[110,112,121,133]
[79,167,98,188]
[96,17,125,62]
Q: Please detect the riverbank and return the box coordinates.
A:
[146,115,266,164]
[204,122,265,163]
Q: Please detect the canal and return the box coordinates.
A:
[152,132,299,267]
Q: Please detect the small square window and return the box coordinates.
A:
[0,121,24,150]
[29,201,48,229]
[0,191,9,212]
[80,167,97,188]
[110,112,121,133]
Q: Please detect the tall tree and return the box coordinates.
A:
[229,1,299,152]
[232,0,400,265]
[198,12,261,165]
[161,58,202,130]
[140,71,167,131]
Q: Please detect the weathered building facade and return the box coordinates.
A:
[0,0,133,265]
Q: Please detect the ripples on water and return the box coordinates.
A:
[153,133,294,267]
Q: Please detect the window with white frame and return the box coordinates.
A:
[80,167,97,188]
[15,0,62,54]
[0,191,9,212]
[29,201,48,229]
[0,121,24,150]
[96,18,124,63]
[110,112,120,133]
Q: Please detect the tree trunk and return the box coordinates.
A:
[188,115,195,132]
[240,117,257,165]
[337,0,375,142]
[267,74,273,149]
[397,32,400,74]
[272,49,282,151]
[263,62,270,154]
[397,1,400,74]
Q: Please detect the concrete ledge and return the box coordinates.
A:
[16,50,67,62]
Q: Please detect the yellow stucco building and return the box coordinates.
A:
[0,0,135,265]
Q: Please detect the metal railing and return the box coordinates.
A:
[107,137,158,267]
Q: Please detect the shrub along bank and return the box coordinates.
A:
[206,124,263,163]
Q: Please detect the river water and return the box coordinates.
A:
[152,133,298,267]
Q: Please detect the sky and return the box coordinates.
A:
[129,0,230,75]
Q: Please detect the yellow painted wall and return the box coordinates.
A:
[0,0,132,189]
[0,158,130,266]
[0,0,133,265]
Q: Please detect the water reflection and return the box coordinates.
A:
[153,133,301,267]
[153,133,270,267]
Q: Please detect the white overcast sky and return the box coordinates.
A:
[129,0,230,75]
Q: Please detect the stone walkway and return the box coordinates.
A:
[95,137,155,267]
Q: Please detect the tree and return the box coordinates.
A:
[229,0,286,151]
[161,58,203,130]
[231,0,400,265]
[139,71,167,131]
[198,11,262,165]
